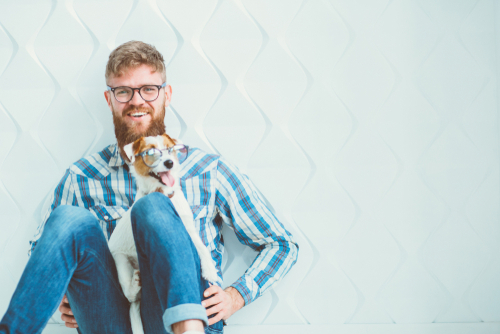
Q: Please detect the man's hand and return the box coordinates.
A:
[202,285,245,325]
[59,294,78,329]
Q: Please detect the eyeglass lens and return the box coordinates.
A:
[172,145,188,163]
[141,145,188,167]
[114,86,160,102]
[143,148,162,167]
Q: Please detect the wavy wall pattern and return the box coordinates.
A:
[0,0,498,332]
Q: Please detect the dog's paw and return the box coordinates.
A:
[125,270,142,303]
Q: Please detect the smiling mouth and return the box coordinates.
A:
[129,112,149,118]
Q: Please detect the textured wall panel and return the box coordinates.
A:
[0,0,499,331]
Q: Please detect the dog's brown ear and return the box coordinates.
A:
[162,134,176,147]
[162,134,183,146]
[123,137,144,163]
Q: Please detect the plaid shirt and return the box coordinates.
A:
[29,143,298,305]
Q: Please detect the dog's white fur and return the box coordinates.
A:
[107,135,220,334]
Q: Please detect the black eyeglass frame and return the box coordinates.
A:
[135,144,189,167]
[107,82,167,103]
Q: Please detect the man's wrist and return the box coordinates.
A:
[224,286,245,312]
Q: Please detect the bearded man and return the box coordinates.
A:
[0,41,298,334]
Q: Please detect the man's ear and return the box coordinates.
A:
[164,84,172,109]
[104,90,113,112]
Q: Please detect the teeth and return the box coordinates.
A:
[130,112,147,117]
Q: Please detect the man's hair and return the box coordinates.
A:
[105,41,166,84]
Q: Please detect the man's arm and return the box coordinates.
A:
[214,158,299,305]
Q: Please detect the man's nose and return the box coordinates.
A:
[129,89,145,106]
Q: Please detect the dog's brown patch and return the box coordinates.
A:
[154,187,163,194]
[162,134,176,148]
[133,139,157,177]
[132,138,145,156]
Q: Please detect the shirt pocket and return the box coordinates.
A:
[190,204,219,251]
[191,204,208,222]
[90,204,127,237]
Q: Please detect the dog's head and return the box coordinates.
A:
[123,134,187,194]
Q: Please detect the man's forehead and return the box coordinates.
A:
[108,64,163,85]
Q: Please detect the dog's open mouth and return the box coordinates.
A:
[149,171,175,187]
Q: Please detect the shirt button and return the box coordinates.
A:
[104,215,110,220]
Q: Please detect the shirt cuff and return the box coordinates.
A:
[230,275,261,306]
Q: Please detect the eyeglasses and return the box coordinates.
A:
[136,144,189,167]
[107,83,166,103]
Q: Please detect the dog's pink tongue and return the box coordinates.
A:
[159,172,175,187]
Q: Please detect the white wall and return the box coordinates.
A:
[0,0,499,333]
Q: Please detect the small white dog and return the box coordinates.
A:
[107,134,220,334]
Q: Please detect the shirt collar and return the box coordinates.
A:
[109,143,126,167]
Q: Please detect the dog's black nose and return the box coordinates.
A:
[164,159,174,169]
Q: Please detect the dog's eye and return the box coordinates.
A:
[172,145,188,163]
[141,148,162,167]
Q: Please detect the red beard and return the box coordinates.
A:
[113,103,166,160]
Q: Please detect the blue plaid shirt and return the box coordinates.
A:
[29,143,298,305]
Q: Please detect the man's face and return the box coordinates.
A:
[104,64,172,150]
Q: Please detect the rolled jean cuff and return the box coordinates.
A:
[163,303,209,334]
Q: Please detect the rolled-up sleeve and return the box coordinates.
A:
[214,158,299,305]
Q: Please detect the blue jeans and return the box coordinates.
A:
[0,193,223,334]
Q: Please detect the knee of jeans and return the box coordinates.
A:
[45,205,101,242]
[131,192,180,232]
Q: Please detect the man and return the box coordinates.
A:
[0,41,298,334]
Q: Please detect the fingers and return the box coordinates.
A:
[202,294,222,308]
[206,302,223,317]
[64,321,79,329]
[59,303,73,315]
[203,285,222,298]
[208,311,224,326]
[59,294,78,328]
[203,285,231,325]
[61,311,78,328]
[61,313,76,323]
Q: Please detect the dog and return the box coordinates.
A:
[107,134,220,334]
